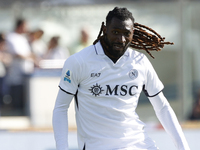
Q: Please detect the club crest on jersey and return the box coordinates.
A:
[129,69,138,80]
[64,70,71,83]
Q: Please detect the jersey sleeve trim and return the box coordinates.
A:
[94,45,98,55]
[59,86,75,95]
[143,85,163,97]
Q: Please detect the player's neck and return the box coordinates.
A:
[100,38,119,63]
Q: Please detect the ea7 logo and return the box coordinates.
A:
[91,73,101,77]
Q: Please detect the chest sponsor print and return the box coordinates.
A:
[88,83,139,97]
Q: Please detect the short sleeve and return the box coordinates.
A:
[59,55,81,95]
[143,56,164,97]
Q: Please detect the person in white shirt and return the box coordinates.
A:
[28,29,47,60]
[43,36,69,60]
[53,7,190,150]
[69,26,91,55]
[6,18,35,114]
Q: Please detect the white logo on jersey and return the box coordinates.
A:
[129,69,138,80]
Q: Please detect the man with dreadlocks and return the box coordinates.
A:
[53,7,190,150]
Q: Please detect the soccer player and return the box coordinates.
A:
[53,7,190,150]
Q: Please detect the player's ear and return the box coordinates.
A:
[102,24,107,35]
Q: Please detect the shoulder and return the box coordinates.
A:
[64,44,95,64]
[6,32,21,38]
[128,48,149,64]
[6,32,26,43]
[70,44,96,61]
[77,44,96,56]
[6,32,15,40]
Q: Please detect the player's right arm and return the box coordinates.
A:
[53,53,82,150]
[53,89,74,150]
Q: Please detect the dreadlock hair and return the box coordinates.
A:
[93,7,174,59]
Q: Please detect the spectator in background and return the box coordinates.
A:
[0,33,11,110]
[42,36,69,60]
[189,89,200,120]
[28,29,47,60]
[6,18,36,115]
[69,26,91,55]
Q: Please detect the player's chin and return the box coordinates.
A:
[112,49,125,57]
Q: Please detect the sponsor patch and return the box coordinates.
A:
[64,70,71,83]
[89,83,104,97]
[91,73,101,77]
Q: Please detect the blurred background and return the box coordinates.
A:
[0,0,200,150]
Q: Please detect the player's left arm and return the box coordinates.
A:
[148,92,190,150]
